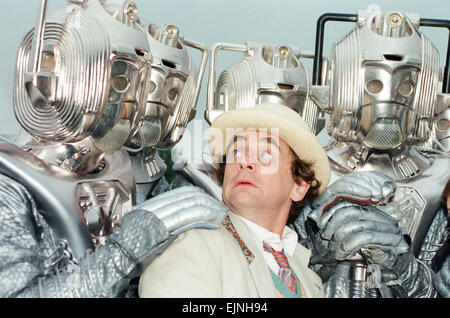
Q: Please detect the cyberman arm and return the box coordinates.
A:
[430,208,450,297]
[434,256,450,297]
[294,171,438,297]
[0,178,226,298]
[399,205,449,298]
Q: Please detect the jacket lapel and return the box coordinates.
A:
[227,212,276,298]
[225,212,322,298]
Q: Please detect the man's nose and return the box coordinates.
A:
[238,157,256,171]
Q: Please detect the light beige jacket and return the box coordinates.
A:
[139,212,323,298]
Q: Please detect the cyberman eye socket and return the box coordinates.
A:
[110,61,133,93]
[398,81,414,97]
[437,119,450,130]
[149,81,157,93]
[366,79,384,94]
[161,74,186,111]
[112,75,130,93]
[167,87,179,102]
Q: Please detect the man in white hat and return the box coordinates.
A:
[139,102,330,298]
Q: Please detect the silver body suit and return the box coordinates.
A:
[307,146,450,298]
[305,8,450,297]
[0,143,169,297]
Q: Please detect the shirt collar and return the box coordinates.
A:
[232,212,298,257]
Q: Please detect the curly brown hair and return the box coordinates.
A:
[215,148,321,224]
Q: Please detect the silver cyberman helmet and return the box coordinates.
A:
[205,42,323,134]
[126,20,208,150]
[434,106,450,150]
[14,0,153,172]
[311,8,450,151]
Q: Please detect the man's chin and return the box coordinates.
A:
[225,189,260,210]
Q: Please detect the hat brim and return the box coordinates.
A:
[208,103,330,194]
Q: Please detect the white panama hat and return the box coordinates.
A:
[209,102,331,194]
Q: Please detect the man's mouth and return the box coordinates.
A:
[234,179,257,188]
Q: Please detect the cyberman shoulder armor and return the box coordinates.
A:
[0,143,134,261]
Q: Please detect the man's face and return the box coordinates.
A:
[222,129,310,217]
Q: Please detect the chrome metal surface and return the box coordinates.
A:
[205,41,322,133]
[317,9,444,149]
[132,20,208,150]
[14,0,153,174]
[0,142,135,260]
[172,159,222,201]
[313,7,450,298]
[318,7,450,253]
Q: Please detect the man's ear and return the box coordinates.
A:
[291,180,310,202]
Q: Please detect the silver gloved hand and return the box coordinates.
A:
[134,185,227,235]
[316,202,410,266]
[110,186,227,269]
[308,171,397,221]
[302,171,409,267]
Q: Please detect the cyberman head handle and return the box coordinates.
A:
[205,41,325,134]
[14,0,153,174]
[310,8,450,152]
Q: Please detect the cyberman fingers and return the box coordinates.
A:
[309,171,396,221]
[318,204,398,237]
[134,186,228,234]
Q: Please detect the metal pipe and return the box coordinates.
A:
[30,0,49,74]
[181,38,209,112]
[419,18,450,93]
[206,42,247,119]
[312,13,357,85]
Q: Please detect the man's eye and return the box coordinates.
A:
[260,151,272,161]
[233,149,242,157]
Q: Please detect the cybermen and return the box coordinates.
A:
[305,8,450,297]
[0,0,225,297]
[202,40,410,298]
[203,26,448,297]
